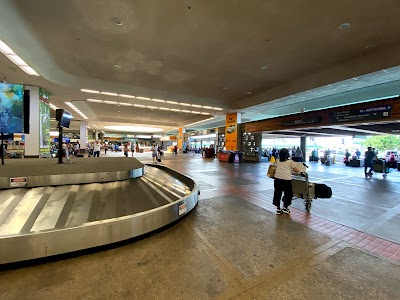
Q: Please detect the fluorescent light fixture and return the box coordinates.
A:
[104,125,164,132]
[64,102,88,119]
[135,135,152,139]
[171,108,181,112]
[159,107,170,111]
[166,100,179,104]
[202,106,213,109]
[87,99,103,103]
[179,103,191,106]
[191,111,201,114]
[190,133,216,139]
[136,96,151,100]
[147,106,158,109]
[200,112,211,115]
[80,89,100,94]
[153,135,162,138]
[191,104,203,108]
[101,91,118,96]
[0,38,40,76]
[213,107,223,111]
[133,104,146,108]
[181,110,191,113]
[151,98,166,103]
[6,54,27,66]
[119,94,136,98]
[20,65,39,76]
[49,103,58,110]
[103,100,118,104]
[0,39,15,54]
[119,102,133,106]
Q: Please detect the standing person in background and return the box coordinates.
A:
[131,142,135,157]
[151,143,158,164]
[364,147,376,178]
[355,149,361,159]
[294,147,303,162]
[272,148,300,215]
[123,143,129,157]
[93,140,101,157]
[104,143,108,155]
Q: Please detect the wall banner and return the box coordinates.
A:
[178,127,183,149]
[225,113,239,151]
[39,88,51,157]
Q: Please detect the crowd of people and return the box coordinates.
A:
[264,146,304,162]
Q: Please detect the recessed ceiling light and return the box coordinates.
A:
[81,89,100,94]
[260,65,268,70]
[191,104,203,108]
[191,111,201,114]
[166,100,179,104]
[212,107,223,111]
[339,23,351,30]
[101,91,118,96]
[200,112,210,115]
[114,64,122,69]
[171,108,181,112]
[103,100,118,104]
[119,94,136,98]
[202,106,213,109]
[179,103,191,106]
[133,104,146,108]
[146,106,158,109]
[113,18,123,25]
[181,110,191,113]
[159,107,170,111]
[87,99,103,103]
[119,102,133,106]
[136,96,151,100]
[248,92,252,95]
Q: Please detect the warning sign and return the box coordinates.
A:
[178,202,187,216]
[10,177,27,187]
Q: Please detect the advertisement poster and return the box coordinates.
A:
[225,113,238,150]
[39,88,51,157]
[0,83,24,133]
[178,127,183,150]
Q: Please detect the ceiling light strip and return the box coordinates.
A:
[184,117,215,127]
[65,102,89,120]
[85,98,210,115]
[80,88,223,111]
[0,38,40,76]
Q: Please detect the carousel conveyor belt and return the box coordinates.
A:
[0,165,198,264]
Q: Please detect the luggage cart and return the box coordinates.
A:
[291,172,316,211]
[282,163,317,212]
[372,159,390,178]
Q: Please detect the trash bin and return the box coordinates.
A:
[228,152,235,163]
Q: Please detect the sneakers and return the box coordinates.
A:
[282,207,291,214]
[276,208,282,215]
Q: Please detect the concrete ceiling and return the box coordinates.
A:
[1,0,400,135]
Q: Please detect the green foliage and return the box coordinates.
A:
[362,135,400,151]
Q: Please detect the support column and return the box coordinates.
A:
[300,136,306,162]
[79,121,88,152]
[24,86,40,158]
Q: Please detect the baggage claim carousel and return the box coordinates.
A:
[0,158,199,264]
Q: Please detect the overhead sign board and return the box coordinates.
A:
[330,105,392,123]
[282,117,321,126]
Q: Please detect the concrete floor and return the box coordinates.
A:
[1,152,399,299]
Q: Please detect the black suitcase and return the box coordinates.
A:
[325,160,331,166]
[157,158,161,162]
[315,183,332,198]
